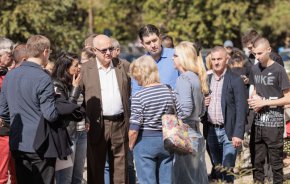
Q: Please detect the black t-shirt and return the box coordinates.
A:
[249,62,290,127]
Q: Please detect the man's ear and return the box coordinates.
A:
[43,49,49,57]
[116,48,121,55]
[268,47,272,53]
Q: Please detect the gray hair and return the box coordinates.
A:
[0,37,14,55]
[111,38,120,49]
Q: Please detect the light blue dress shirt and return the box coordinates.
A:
[131,47,179,96]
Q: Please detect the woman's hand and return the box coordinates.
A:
[72,74,81,87]
[129,130,139,151]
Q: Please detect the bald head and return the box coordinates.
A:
[93,34,112,48]
[252,37,272,66]
[92,34,113,68]
[253,37,270,49]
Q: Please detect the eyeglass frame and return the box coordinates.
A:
[93,47,114,54]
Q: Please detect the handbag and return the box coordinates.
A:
[162,86,194,154]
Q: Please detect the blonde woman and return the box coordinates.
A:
[173,41,209,184]
[128,55,183,184]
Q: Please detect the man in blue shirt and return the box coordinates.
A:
[131,24,179,95]
[0,35,58,184]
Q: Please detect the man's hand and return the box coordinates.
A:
[232,137,242,148]
[204,96,211,107]
[248,94,264,112]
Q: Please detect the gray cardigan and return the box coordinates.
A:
[175,71,204,126]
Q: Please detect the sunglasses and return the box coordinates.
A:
[94,47,114,54]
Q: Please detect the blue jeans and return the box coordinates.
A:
[207,127,237,182]
[105,150,136,184]
[55,131,87,184]
[133,136,173,184]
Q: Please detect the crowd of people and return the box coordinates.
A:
[0,23,289,184]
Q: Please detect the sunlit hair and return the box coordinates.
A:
[26,35,50,58]
[129,55,160,87]
[175,41,209,94]
[211,46,227,56]
[253,37,270,48]
[12,44,27,64]
[205,52,212,70]
[111,38,120,49]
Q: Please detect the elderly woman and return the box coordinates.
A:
[128,55,182,184]
[172,41,209,184]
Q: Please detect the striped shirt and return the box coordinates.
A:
[130,84,183,137]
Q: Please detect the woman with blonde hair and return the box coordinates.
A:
[128,55,183,184]
[173,41,209,184]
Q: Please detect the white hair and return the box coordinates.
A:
[0,37,14,55]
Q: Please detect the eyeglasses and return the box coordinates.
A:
[94,47,114,54]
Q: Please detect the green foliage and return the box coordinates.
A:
[0,0,288,53]
[0,0,87,55]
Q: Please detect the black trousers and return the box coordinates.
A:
[252,125,284,184]
[11,150,56,184]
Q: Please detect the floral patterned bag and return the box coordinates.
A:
[162,114,193,154]
[162,86,193,154]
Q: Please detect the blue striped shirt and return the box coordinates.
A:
[130,85,183,137]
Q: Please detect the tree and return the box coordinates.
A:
[0,0,87,55]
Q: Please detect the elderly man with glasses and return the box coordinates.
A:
[80,34,131,184]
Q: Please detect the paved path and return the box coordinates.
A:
[81,152,290,184]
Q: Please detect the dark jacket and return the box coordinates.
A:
[202,69,247,140]
[33,96,84,159]
[53,80,82,130]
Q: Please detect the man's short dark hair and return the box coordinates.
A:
[242,29,260,46]
[139,24,160,42]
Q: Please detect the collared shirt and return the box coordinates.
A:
[207,69,227,125]
[131,47,179,96]
[0,61,58,152]
[97,59,123,116]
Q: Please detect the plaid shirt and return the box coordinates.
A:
[207,70,226,125]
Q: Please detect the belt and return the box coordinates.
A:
[103,113,124,121]
[209,123,224,129]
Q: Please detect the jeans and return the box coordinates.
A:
[55,130,87,184]
[133,136,173,184]
[207,127,237,182]
[105,150,136,184]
